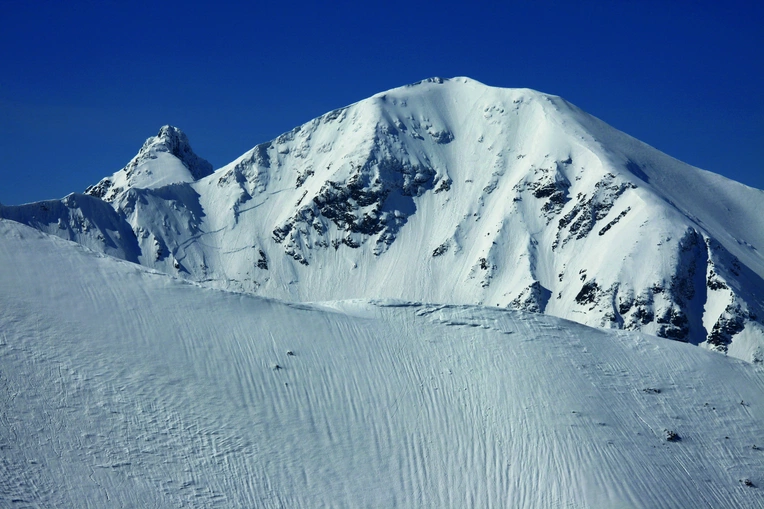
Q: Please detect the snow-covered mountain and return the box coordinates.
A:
[85,125,214,202]
[2,219,763,508]
[3,77,763,361]
[0,126,213,262]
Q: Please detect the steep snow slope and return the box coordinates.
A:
[1,219,764,508]
[3,78,763,360]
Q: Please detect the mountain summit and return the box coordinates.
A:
[85,125,213,202]
[3,77,763,360]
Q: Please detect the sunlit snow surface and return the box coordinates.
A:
[2,220,763,508]
[3,78,764,359]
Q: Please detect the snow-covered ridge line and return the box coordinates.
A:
[2,77,763,361]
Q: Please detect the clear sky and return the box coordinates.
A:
[1,0,762,205]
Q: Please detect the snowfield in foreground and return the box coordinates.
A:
[2,219,763,508]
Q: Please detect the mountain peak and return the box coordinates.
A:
[375,76,550,101]
[150,125,213,180]
[7,80,764,361]
[85,125,213,202]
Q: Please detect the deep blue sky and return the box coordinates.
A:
[1,0,762,205]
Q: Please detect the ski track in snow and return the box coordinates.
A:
[1,220,764,508]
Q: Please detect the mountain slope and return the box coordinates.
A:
[3,77,763,360]
[1,219,763,508]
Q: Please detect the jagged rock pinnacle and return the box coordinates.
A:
[85,126,212,202]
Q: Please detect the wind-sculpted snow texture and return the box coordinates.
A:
[3,77,764,361]
[2,220,764,508]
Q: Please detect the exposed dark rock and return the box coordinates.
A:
[313,180,388,235]
[285,248,308,265]
[532,180,562,199]
[618,299,633,315]
[272,223,292,243]
[85,178,114,199]
[257,249,268,270]
[296,168,315,188]
[602,311,618,324]
[154,237,166,261]
[621,293,655,331]
[708,304,747,351]
[656,306,690,342]
[575,281,600,306]
[554,174,636,249]
[706,269,729,290]
[469,256,498,288]
[633,306,655,325]
[434,178,452,193]
[483,179,499,194]
[540,190,569,216]
[429,129,454,144]
[671,271,697,303]
[274,157,437,262]
[342,237,361,249]
[598,207,631,236]
[509,281,551,313]
[432,242,449,257]
[514,164,572,219]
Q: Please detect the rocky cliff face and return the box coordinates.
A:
[3,77,763,361]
